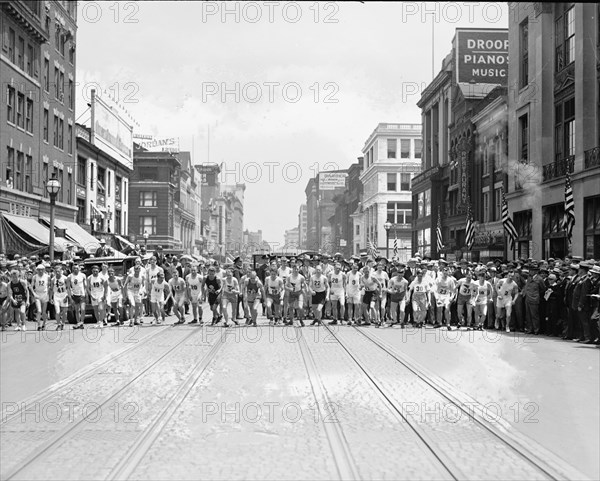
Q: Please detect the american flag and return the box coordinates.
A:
[563,171,575,243]
[393,231,398,257]
[367,236,378,258]
[465,202,475,251]
[436,206,443,252]
[501,189,518,251]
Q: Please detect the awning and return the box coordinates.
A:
[41,218,101,254]
[1,214,70,253]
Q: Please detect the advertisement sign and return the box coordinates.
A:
[459,150,468,206]
[135,137,179,151]
[455,28,508,84]
[91,91,134,170]
[319,172,347,190]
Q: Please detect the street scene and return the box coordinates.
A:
[1,1,600,480]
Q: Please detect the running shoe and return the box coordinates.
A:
[15,326,21,331]
[189,319,199,324]
[329,320,338,325]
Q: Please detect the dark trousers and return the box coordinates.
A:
[513,295,525,331]
[578,310,592,342]
[545,299,560,336]
[525,301,540,334]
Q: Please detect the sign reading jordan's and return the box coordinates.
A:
[455,28,508,85]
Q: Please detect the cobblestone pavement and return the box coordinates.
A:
[0,315,593,480]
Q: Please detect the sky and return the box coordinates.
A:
[75,1,510,246]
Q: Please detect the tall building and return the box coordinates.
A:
[1,1,78,255]
[412,28,509,261]
[360,123,422,261]
[195,163,221,256]
[304,170,348,253]
[130,146,182,250]
[220,183,245,254]
[331,157,363,257]
[284,226,299,249]
[173,152,197,255]
[298,204,307,250]
[507,3,600,259]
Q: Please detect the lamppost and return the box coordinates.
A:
[384,220,393,258]
[46,174,61,263]
[143,231,149,250]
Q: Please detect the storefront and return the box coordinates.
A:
[584,195,600,259]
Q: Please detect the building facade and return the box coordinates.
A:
[507,2,600,260]
[298,204,307,250]
[173,152,197,255]
[330,157,363,257]
[196,163,221,256]
[412,28,509,262]
[360,123,422,261]
[130,147,182,250]
[1,1,79,255]
[284,226,299,249]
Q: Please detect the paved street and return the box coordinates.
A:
[1,308,598,481]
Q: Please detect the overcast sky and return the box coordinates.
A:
[75,1,509,246]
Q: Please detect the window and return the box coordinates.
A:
[414,139,422,159]
[44,58,49,92]
[77,198,86,224]
[6,86,15,123]
[16,92,24,128]
[387,139,397,159]
[15,151,24,191]
[482,147,489,176]
[55,25,60,51]
[90,163,94,190]
[555,97,575,160]
[42,163,48,196]
[107,171,111,196]
[69,43,75,64]
[555,5,575,71]
[58,118,64,149]
[59,71,64,100]
[54,67,59,98]
[97,167,106,193]
[388,203,413,225]
[416,228,431,256]
[542,203,568,259]
[77,157,86,186]
[53,115,59,147]
[25,155,32,193]
[26,44,34,76]
[25,98,33,133]
[43,108,49,142]
[494,188,502,222]
[123,181,127,203]
[140,216,157,235]
[520,19,529,87]
[57,169,64,203]
[6,147,14,186]
[67,172,72,204]
[138,168,158,181]
[400,173,411,191]
[355,224,360,235]
[482,192,489,223]
[8,28,15,63]
[400,139,411,158]
[68,79,73,109]
[67,124,72,154]
[519,114,528,161]
[114,210,121,235]
[115,176,122,201]
[59,32,66,56]
[17,36,24,70]
[584,196,600,259]
[387,173,397,191]
[140,191,158,207]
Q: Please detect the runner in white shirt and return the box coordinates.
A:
[170,270,187,324]
[123,264,145,326]
[308,265,329,326]
[495,271,518,332]
[360,266,381,326]
[386,267,409,328]
[345,263,362,325]
[185,264,204,325]
[455,271,477,329]
[372,263,389,325]
[266,268,284,324]
[67,264,87,329]
[408,269,431,328]
[328,262,346,325]
[51,265,70,330]
[87,265,108,328]
[150,271,171,324]
[434,267,457,330]
[243,271,265,327]
[221,269,240,327]
[278,258,292,324]
[32,264,50,331]
[285,264,306,327]
[473,269,493,330]
[106,268,124,325]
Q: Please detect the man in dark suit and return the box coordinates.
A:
[94,239,111,258]
[453,259,469,280]
[232,256,244,319]
[154,246,166,267]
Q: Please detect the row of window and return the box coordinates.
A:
[386,173,412,192]
[364,138,422,168]
[42,107,73,154]
[43,62,75,109]
[76,158,126,203]
[5,28,38,77]
[6,87,33,133]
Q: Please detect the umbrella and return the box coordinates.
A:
[180,254,194,262]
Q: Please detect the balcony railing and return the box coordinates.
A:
[584,147,600,169]
[542,155,574,182]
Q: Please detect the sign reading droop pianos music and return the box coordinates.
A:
[455,28,508,85]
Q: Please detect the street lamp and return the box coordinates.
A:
[143,231,149,250]
[384,220,393,258]
[45,174,61,263]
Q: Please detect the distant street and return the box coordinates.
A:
[1,308,598,481]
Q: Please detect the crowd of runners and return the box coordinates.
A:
[1,250,599,345]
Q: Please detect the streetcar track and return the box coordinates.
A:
[352,326,589,481]
[106,328,231,481]
[2,327,207,481]
[295,326,360,481]
[0,325,170,426]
